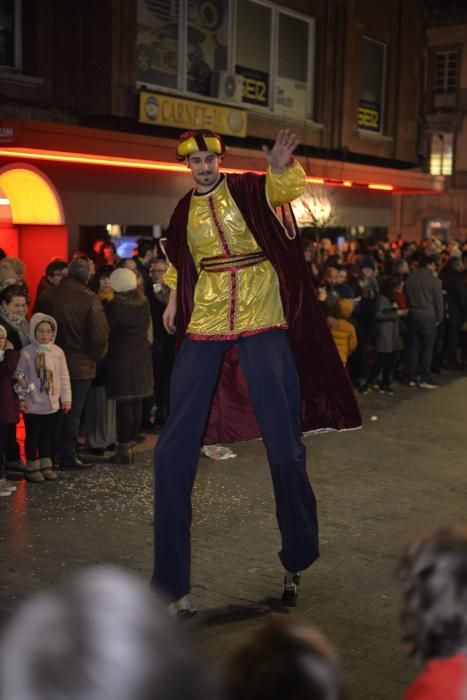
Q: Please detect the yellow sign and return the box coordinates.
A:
[139,91,247,138]
[357,101,381,132]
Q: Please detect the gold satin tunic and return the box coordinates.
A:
[164,161,305,339]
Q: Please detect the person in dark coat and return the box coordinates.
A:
[439,257,467,368]
[35,258,109,468]
[105,268,154,464]
[362,278,408,394]
[148,258,176,427]
[405,255,444,389]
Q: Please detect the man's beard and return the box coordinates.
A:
[193,171,219,188]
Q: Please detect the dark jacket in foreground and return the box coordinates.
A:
[35,278,109,380]
[104,290,154,401]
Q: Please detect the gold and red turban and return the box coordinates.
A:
[176,130,226,161]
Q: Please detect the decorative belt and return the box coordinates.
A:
[200,251,267,273]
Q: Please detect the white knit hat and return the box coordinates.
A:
[110,268,137,293]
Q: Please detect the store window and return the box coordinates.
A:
[429,132,453,176]
[235,0,271,107]
[0,0,20,70]
[357,36,386,133]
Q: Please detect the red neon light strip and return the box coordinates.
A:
[0,147,436,194]
[368,183,394,191]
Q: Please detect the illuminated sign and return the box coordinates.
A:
[357,100,381,132]
[139,91,248,137]
[236,65,269,107]
[0,122,17,144]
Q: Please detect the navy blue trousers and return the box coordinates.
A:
[152,329,319,602]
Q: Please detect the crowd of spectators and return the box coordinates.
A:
[304,234,467,394]
[0,238,175,494]
[0,233,466,493]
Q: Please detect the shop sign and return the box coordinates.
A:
[235,65,269,107]
[139,91,247,137]
[357,100,381,132]
[0,122,17,144]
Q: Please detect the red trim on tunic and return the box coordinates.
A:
[208,195,230,255]
[229,271,237,331]
[186,323,288,342]
[207,193,238,331]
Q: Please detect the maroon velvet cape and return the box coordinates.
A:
[164,172,362,444]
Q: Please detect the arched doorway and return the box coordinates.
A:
[0,164,68,305]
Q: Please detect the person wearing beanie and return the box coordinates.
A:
[329,299,358,366]
[15,313,72,483]
[151,127,361,615]
[104,268,153,464]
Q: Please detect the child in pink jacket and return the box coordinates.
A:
[16,313,72,483]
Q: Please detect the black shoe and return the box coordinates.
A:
[86,448,106,456]
[281,572,300,607]
[60,457,95,470]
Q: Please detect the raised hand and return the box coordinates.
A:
[262,129,300,173]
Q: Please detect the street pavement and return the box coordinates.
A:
[1,373,466,699]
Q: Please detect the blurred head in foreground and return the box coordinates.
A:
[224,615,345,700]
[0,566,217,700]
[397,526,467,667]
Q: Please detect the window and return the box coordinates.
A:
[357,37,386,133]
[236,1,315,118]
[275,12,310,115]
[136,0,316,118]
[235,0,271,107]
[429,132,453,176]
[0,0,20,70]
[434,50,458,94]
[136,0,228,95]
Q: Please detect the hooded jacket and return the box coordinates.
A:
[330,299,358,365]
[16,313,72,414]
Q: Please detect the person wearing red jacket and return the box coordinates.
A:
[398,527,467,700]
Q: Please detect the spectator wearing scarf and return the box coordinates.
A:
[16,313,71,483]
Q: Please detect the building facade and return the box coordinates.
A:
[392,0,467,241]
[0,0,442,294]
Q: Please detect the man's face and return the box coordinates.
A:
[187,152,220,191]
[337,269,347,285]
[151,261,168,284]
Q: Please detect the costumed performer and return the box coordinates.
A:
[152,128,361,616]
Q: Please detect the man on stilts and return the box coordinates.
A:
[151,129,361,615]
